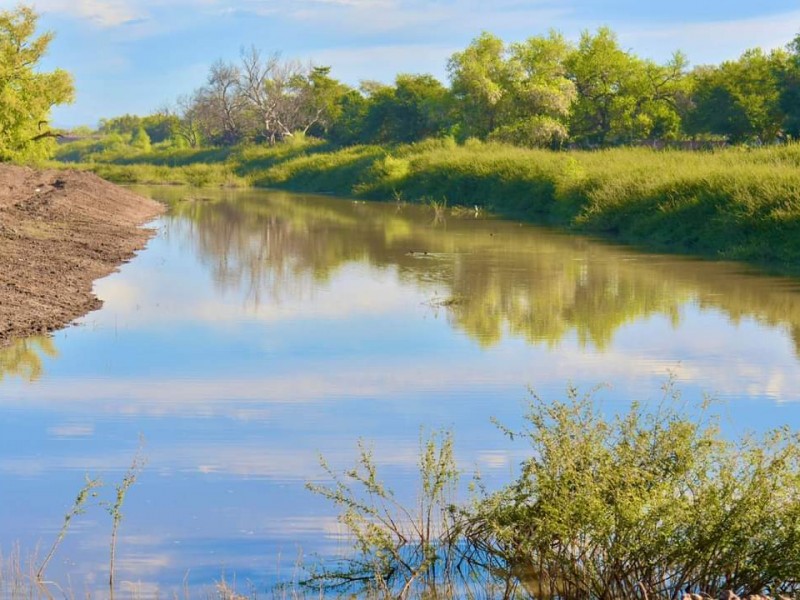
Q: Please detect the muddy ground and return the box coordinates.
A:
[0,165,164,346]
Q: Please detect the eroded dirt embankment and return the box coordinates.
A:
[0,165,164,345]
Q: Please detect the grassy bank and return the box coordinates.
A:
[54,138,800,270]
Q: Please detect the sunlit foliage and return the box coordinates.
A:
[308,385,800,598]
[0,6,73,161]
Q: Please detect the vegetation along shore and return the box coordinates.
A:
[54,138,800,272]
[51,25,800,272]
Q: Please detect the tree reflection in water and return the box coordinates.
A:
[0,336,58,382]
[145,186,800,355]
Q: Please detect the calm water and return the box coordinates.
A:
[2,187,800,595]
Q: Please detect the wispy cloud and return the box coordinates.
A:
[618,10,800,64]
[34,0,146,27]
[47,422,95,438]
[32,0,219,28]
[305,0,394,7]
[289,1,568,37]
[215,0,568,39]
[301,43,458,84]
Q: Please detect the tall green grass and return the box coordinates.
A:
[52,161,250,188]
[53,137,800,269]
[257,140,800,268]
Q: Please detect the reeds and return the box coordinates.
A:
[4,446,147,600]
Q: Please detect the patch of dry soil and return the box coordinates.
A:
[0,165,164,345]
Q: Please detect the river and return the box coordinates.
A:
[2,187,800,596]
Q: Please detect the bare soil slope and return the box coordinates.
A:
[0,165,164,345]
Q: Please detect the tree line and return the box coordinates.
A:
[97,27,800,152]
[4,2,799,159]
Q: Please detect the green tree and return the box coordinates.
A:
[449,31,578,147]
[779,33,800,139]
[687,48,786,143]
[303,66,352,139]
[327,88,369,146]
[355,80,397,143]
[390,74,453,142]
[448,32,508,139]
[566,27,644,145]
[632,52,690,141]
[130,125,151,151]
[141,112,180,143]
[0,5,74,161]
[357,74,453,144]
[99,114,142,136]
[490,31,576,147]
[566,28,689,145]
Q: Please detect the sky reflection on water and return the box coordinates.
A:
[2,188,800,595]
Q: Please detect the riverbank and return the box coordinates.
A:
[0,165,164,345]
[54,138,800,272]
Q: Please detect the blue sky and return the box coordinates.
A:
[6,0,800,127]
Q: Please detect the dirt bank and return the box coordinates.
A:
[0,165,164,345]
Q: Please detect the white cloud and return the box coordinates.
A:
[33,0,146,27]
[289,1,567,36]
[301,43,457,84]
[30,0,219,28]
[618,10,800,64]
[77,0,144,26]
[47,423,95,438]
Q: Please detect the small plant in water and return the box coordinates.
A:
[36,475,103,583]
[305,431,462,599]
[392,188,407,210]
[105,441,146,600]
[428,197,448,222]
[2,443,151,599]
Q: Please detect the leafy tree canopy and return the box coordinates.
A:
[0,5,73,161]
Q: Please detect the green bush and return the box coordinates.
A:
[309,385,800,599]
[466,385,800,599]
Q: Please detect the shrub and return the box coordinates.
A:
[309,385,800,599]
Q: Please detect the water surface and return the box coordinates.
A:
[2,187,800,595]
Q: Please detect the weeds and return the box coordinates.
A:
[305,431,463,598]
[105,442,146,600]
[36,475,102,582]
[428,197,448,224]
[1,445,148,600]
[392,189,406,210]
[307,384,800,599]
[6,388,800,598]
